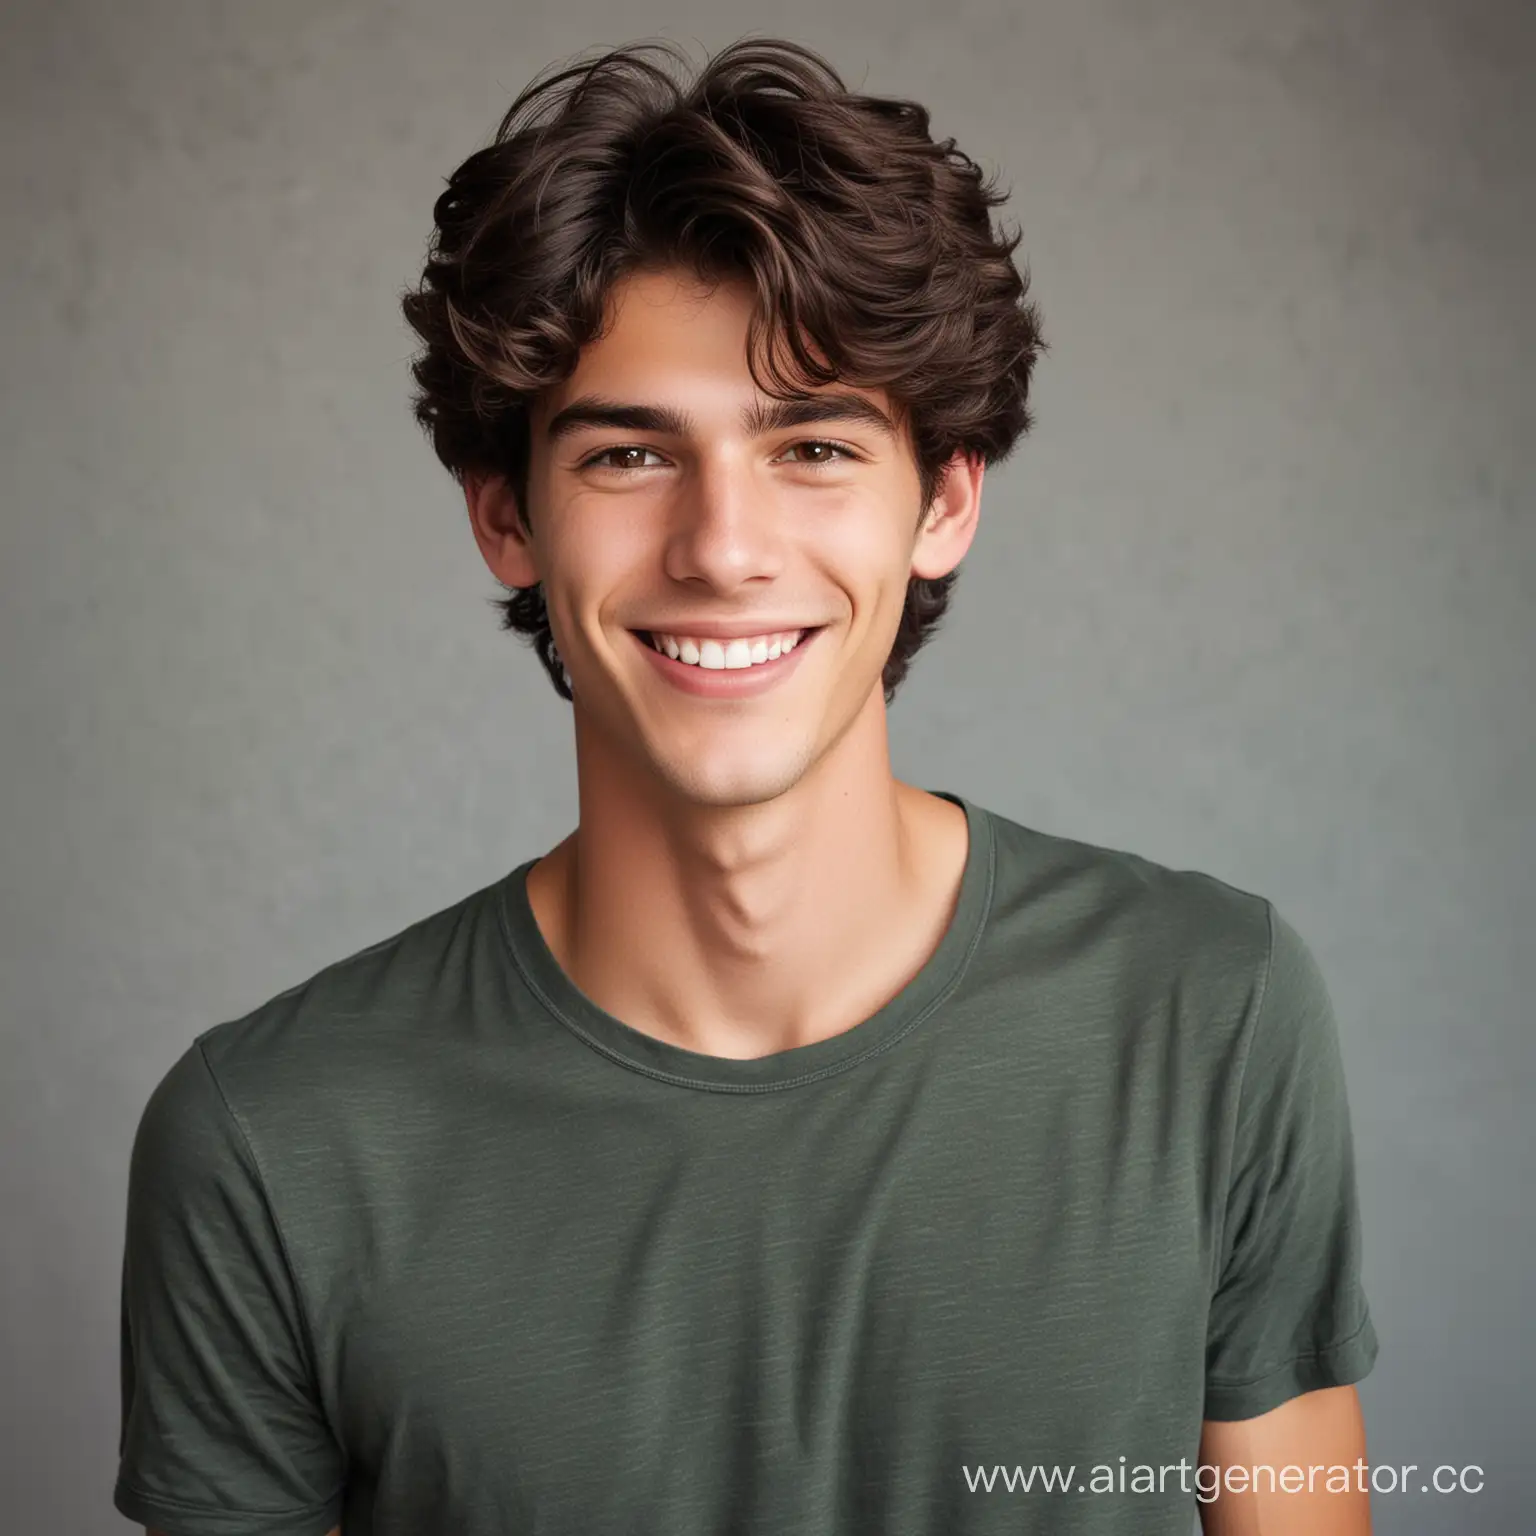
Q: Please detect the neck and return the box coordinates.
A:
[527,696,966,1060]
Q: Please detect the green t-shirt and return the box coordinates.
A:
[115,790,1378,1535]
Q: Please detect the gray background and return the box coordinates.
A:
[2,1,1530,1532]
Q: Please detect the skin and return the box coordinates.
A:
[1198,1386,1373,1533]
[146,264,1371,1535]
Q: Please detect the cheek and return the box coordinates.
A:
[541,512,641,602]
[812,517,922,611]
[803,486,914,557]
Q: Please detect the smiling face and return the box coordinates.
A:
[466,265,983,812]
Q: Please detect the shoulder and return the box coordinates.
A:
[977,801,1277,1012]
[177,870,515,1138]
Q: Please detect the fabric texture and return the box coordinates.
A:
[115,790,1378,1535]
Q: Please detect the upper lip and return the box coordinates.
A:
[632,621,823,640]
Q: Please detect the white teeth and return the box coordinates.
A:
[652,630,805,669]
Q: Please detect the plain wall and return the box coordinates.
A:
[2,1,1530,1531]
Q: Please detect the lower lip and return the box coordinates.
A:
[632,628,824,698]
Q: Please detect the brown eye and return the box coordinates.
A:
[784,440,857,468]
[581,446,662,472]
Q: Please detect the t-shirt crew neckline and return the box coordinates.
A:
[497,789,997,1093]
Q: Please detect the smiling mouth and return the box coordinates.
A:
[632,627,824,654]
[626,626,823,669]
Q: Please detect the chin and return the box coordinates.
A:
[653,751,818,811]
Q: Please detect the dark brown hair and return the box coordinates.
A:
[400,36,1045,703]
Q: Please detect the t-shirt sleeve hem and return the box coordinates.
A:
[1203,1311,1379,1422]
[112,1475,344,1536]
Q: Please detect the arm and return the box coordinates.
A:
[117,1043,346,1535]
[1197,1385,1371,1534]
[1197,906,1381,1531]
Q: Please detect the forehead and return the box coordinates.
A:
[534,265,896,428]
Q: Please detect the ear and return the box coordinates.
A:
[464,472,540,589]
[910,450,984,581]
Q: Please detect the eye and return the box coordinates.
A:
[577,445,666,473]
[779,439,860,470]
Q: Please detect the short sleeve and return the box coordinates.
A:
[1203,903,1380,1420]
[114,1040,346,1535]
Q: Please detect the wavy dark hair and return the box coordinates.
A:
[400,35,1045,703]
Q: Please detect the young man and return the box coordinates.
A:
[115,37,1379,1536]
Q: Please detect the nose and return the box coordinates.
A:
[660,452,789,595]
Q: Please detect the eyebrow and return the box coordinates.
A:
[544,391,898,446]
